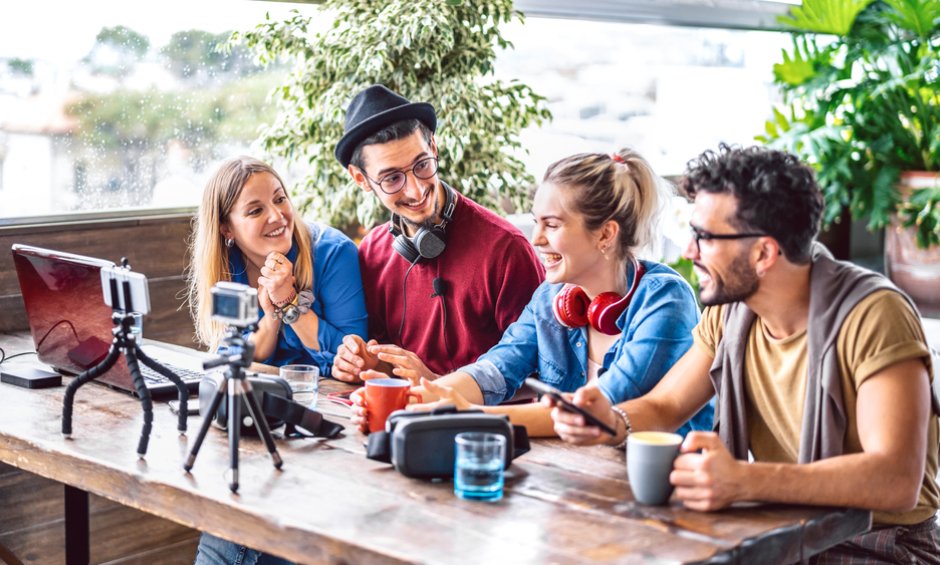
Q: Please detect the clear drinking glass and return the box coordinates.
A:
[454,432,506,502]
[279,364,320,408]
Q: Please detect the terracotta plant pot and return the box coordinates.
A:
[885,172,940,317]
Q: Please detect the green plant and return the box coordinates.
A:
[235,0,551,228]
[759,0,940,248]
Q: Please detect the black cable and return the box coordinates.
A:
[431,277,453,371]
[398,256,421,346]
[0,347,38,365]
[35,319,80,352]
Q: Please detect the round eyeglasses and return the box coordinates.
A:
[361,157,439,195]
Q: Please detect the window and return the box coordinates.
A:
[0,1,323,221]
[496,11,793,178]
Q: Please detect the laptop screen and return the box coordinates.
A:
[12,244,117,375]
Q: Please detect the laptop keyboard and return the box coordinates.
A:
[139,362,205,386]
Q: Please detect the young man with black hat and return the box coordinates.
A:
[331,84,544,384]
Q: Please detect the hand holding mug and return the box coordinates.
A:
[352,374,422,434]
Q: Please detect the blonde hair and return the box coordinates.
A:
[186,156,312,351]
[542,148,667,260]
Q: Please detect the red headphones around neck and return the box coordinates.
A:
[551,257,645,336]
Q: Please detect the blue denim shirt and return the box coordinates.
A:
[228,223,368,377]
[460,260,713,436]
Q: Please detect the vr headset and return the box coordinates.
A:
[366,405,530,479]
[198,373,343,439]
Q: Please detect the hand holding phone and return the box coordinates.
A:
[524,378,617,436]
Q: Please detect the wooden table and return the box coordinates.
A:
[0,332,871,564]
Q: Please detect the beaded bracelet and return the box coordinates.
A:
[610,405,632,450]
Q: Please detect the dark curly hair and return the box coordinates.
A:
[680,144,823,264]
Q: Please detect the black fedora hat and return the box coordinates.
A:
[334,84,437,167]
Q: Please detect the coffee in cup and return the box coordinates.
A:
[627,431,683,505]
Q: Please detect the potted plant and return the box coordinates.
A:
[760,0,940,313]
[233,0,550,230]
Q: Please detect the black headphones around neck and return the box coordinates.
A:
[389,182,457,264]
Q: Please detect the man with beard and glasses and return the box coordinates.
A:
[331,85,544,384]
[548,144,940,563]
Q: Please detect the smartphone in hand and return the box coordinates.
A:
[524,378,617,436]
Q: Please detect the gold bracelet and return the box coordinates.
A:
[611,406,631,450]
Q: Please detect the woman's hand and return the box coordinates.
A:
[367,344,439,385]
[409,377,474,412]
[258,251,296,306]
[257,285,276,317]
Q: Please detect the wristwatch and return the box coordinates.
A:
[278,290,314,325]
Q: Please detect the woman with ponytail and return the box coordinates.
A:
[351,149,712,437]
[186,156,367,374]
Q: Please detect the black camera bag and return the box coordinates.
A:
[366,405,530,479]
[198,373,343,439]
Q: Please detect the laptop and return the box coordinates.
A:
[11,244,205,398]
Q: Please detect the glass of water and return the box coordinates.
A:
[279,364,319,408]
[454,432,506,502]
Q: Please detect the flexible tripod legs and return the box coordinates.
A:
[62,329,189,457]
[184,367,282,493]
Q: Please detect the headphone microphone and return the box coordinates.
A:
[431,277,446,298]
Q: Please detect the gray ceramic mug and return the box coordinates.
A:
[627,431,683,505]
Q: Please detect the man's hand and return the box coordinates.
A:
[546,386,620,446]
[332,335,380,383]
[670,431,745,511]
[367,344,439,385]
[408,377,473,412]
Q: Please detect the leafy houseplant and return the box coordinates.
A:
[236,0,551,229]
[759,0,940,250]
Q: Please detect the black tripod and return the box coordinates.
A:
[62,271,189,457]
[184,326,282,493]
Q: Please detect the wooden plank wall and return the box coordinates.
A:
[0,215,202,564]
[0,214,198,347]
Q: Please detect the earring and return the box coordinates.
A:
[601,246,610,259]
[224,238,234,248]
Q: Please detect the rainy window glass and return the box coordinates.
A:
[0,1,320,220]
[0,2,790,221]
[497,18,791,179]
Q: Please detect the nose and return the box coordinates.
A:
[268,206,284,224]
[682,234,699,261]
[401,172,424,199]
[530,222,546,247]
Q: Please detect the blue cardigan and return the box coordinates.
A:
[228,223,368,376]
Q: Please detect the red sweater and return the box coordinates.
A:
[359,193,544,375]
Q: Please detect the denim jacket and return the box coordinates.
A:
[460,260,713,436]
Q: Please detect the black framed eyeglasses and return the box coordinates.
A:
[361,157,439,195]
[689,226,769,253]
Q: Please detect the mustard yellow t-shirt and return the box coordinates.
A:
[693,290,939,526]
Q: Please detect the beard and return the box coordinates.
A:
[397,182,440,228]
[698,252,760,306]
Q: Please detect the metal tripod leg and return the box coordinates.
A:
[238,378,283,469]
[227,377,241,493]
[183,375,227,472]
